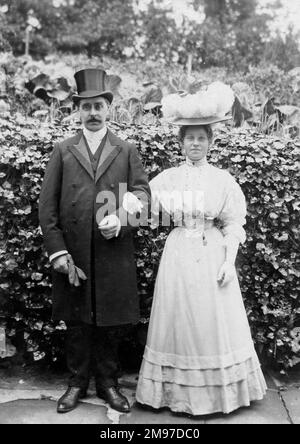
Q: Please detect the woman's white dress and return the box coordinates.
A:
[136,160,267,416]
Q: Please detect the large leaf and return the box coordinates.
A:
[32,86,50,104]
[143,102,162,111]
[168,74,202,95]
[127,97,140,106]
[25,73,50,95]
[56,77,72,93]
[262,97,277,119]
[26,72,72,103]
[48,89,70,101]
[168,76,180,93]
[261,98,286,129]
[232,96,253,127]
[48,76,72,102]
[232,82,255,110]
[276,106,300,129]
[141,84,163,105]
[276,105,300,117]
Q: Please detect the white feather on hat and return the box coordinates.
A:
[162,81,235,125]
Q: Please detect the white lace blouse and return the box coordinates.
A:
[150,159,247,244]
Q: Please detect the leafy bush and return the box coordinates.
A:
[244,65,300,107]
[1,54,300,138]
[0,115,299,370]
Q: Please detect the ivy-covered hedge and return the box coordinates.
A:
[0,115,299,370]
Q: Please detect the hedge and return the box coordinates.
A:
[0,114,299,370]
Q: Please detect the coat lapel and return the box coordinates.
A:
[95,133,121,184]
[68,132,94,180]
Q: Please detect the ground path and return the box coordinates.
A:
[0,365,299,424]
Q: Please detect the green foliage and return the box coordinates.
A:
[4,52,300,140]
[211,129,300,369]
[264,31,300,72]
[0,0,57,57]
[0,0,299,71]
[244,65,300,106]
[55,0,137,58]
[135,2,182,63]
[0,115,299,370]
[0,0,137,59]
[132,0,283,71]
[202,0,259,24]
[0,12,12,53]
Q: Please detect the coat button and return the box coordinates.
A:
[72,201,76,206]
[110,184,115,189]
[72,218,77,223]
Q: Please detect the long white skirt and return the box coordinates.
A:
[136,226,267,416]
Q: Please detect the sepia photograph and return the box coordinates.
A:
[0,0,299,428]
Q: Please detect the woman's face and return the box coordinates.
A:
[182,126,210,162]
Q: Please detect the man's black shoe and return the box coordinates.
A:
[97,386,131,413]
[57,387,87,413]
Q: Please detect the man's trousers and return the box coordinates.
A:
[66,322,126,391]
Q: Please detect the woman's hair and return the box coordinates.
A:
[178,125,213,143]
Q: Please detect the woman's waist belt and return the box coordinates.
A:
[174,218,214,231]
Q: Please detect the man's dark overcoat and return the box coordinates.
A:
[39,129,150,326]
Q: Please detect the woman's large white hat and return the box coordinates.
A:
[162,81,235,125]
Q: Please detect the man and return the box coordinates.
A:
[39,68,150,414]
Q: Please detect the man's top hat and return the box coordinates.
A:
[72,68,113,105]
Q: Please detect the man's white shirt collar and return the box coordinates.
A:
[83,126,108,154]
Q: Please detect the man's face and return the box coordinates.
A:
[79,97,110,132]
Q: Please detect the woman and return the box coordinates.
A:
[136,82,267,416]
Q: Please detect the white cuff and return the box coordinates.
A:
[49,250,68,263]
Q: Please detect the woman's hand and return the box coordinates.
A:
[217,261,236,287]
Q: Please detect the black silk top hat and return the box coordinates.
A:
[72,68,113,104]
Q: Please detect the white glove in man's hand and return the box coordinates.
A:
[52,254,69,274]
[98,215,121,240]
[217,261,236,287]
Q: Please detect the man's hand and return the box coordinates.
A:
[52,254,69,274]
[217,261,236,287]
[98,215,121,240]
